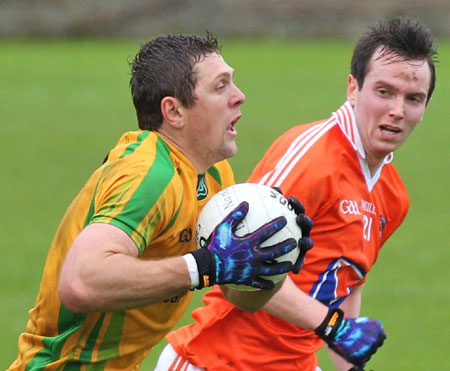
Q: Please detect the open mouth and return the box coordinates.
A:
[227,115,241,133]
[380,125,401,134]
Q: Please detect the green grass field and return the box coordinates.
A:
[1,38,449,370]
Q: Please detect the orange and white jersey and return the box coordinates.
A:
[251,100,409,306]
[166,101,410,370]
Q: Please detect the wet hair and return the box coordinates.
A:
[130,33,221,130]
[351,17,438,102]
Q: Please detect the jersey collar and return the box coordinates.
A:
[333,101,393,191]
[332,101,393,165]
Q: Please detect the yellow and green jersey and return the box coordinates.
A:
[9,130,234,370]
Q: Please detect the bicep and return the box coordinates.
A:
[60,223,139,284]
[71,223,139,258]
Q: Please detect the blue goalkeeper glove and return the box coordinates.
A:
[272,187,314,274]
[190,201,297,290]
[315,308,386,367]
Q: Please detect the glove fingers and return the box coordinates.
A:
[221,201,249,229]
[298,237,314,252]
[259,260,294,277]
[257,238,297,260]
[296,214,313,236]
[247,215,287,242]
[249,277,275,290]
[287,195,305,214]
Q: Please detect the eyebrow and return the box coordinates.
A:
[375,80,427,98]
[215,69,234,80]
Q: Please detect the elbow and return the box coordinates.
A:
[58,275,95,313]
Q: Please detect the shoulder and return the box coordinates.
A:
[250,119,342,185]
[379,163,410,208]
[207,160,235,188]
[99,131,179,201]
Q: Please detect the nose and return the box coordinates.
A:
[389,97,405,120]
[230,83,246,107]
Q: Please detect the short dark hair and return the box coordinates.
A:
[130,33,221,130]
[351,17,438,102]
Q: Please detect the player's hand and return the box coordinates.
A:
[191,202,297,290]
[272,187,314,273]
[315,308,386,367]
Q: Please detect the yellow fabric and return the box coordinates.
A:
[9,130,235,370]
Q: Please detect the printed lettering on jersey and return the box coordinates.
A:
[339,200,361,215]
[309,257,366,309]
[179,228,192,242]
[361,199,376,215]
[339,199,378,242]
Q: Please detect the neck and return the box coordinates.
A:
[365,156,384,177]
[157,131,208,174]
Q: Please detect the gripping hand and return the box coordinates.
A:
[190,202,297,290]
[315,308,386,367]
[272,187,314,273]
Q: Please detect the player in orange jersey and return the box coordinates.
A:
[9,34,313,370]
[157,17,438,371]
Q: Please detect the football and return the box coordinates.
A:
[195,182,301,290]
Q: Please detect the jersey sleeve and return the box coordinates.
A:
[248,124,334,221]
[90,158,176,254]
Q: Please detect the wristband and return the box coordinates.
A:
[182,253,200,288]
[189,249,216,289]
[314,308,344,342]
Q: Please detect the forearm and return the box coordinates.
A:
[327,285,363,370]
[262,276,328,330]
[62,255,191,312]
[59,224,193,313]
[220,279,285,313]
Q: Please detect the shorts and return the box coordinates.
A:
[154,344,205,371]
[154,343,323,371]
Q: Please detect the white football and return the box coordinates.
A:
[195,183,301,290]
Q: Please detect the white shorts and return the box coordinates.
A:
[154,343,322,371]
[154,343,205,371]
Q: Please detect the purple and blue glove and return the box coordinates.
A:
[315,308,386,368]
[190,201,298,290]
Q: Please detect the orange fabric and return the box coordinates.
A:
[167,103,410,370]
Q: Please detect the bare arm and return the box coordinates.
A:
[219,279,285,313]
[327,284,363,371]
[262,275,329,330]
[58,222,279,313]
[58,223,192,313]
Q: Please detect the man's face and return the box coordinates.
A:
[347,47,431,171]
[181,53,245,171]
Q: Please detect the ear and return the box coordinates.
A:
[161,97,184,129]
[347,74,358,105]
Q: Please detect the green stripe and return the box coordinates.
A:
[97,312,126,361]
[207,165,222,185]
[25,304,87,370]
[83,131,151,227]
[109,136,174,252]
[156,195,183,238]
[83,169,105,227]
[120,131,150,159]
[83,131,150,226]
[78,313,106,362]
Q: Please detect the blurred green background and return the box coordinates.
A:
[1,39,449,370]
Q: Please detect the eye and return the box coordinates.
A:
[216,82,226,91]
[377,88,390,96]
[408,95,425,103]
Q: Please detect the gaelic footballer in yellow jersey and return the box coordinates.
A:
[10,131,234,369]
[10,33,313,370]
